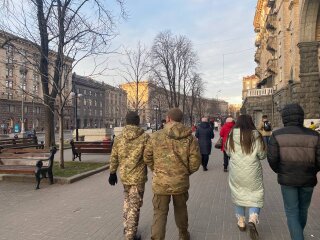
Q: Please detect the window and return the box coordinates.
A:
[33,84,39,94]
[8,105,15,112]
[84,89,87,95]
[24,106,28,114]
[6,80,13,89]
[7,93,13,100]
[35,107,41,114]
[100,110,103,117]
[94,109,97,115]
[94,100,97,106]
[83,98,87,106]
[6,67,13,77]
[100,102,102,107]
[95,92,97,97]
[22,82,27,91]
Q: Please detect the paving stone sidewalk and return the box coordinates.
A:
[0,143,319,240]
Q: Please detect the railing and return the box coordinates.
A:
[246,88,273,97]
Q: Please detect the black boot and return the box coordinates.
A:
[134,233,141,240]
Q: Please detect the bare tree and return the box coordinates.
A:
[151,30,198,111]
[118,41,150,112]
[185,73,204,126]
[0,0,126,168]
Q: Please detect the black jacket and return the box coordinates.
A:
[195,122,214,155]
[267,104,320,187]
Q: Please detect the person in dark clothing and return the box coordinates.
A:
[195,117,214,171]
[267,103,320,240]
[219,117,235,172]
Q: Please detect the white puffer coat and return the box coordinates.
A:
[226,129,267,208]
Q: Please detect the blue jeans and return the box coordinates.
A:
[235,205,260,217]
[281,185,314,240]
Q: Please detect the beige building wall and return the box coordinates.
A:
[242,75,259,99]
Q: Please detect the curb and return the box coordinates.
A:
[0,165,109,185]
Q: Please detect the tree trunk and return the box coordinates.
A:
[59,108,64,169]
[44,102,55,147]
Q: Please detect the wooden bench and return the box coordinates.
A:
[70,140,112,161]
[0,137,44,150]
[0,147,57,189]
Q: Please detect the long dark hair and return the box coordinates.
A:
[227,114,265,154]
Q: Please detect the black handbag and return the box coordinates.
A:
[214,137,223,149]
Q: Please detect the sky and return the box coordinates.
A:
[74,0,258,104]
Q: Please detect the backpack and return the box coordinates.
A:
[263,121,272,132]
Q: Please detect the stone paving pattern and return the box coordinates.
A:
[0,140,320,240]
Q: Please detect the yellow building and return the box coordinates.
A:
[242,75,259,99]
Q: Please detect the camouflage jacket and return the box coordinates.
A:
[144,122,201,195]
[110,125,149,185]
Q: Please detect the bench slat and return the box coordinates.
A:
[76,149,111,153]
[74,144,111,148]
[0,165,35,174]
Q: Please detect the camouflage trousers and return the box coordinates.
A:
[123,184,145,240]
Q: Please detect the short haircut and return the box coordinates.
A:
[167,108,183,122]
[125,111,140,126]
[262,115,268,119]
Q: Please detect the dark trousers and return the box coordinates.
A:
[281,185,314,240]
[223,151,229,169]
[263,136,270,147]
[151,193,190,240]
[201,154,209,168]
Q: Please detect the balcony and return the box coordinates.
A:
[267,59,277,74]
[246,88,273,97]
[268,0,275,8]
[266,36,277,53]
[254,48,262,63]
[255,39,261,47]
[255,66,261,78]
[266,13,277,31]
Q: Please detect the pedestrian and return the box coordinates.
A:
[309,121,317,130]
[195,117,214,171]
[108,111,149,240]
[226,115,266,240]
[267,103,320,240]
[258,115,272,146]
[219,117,235,172]
[144,108,201,240]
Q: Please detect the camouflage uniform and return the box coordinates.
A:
[144,122,201,240]
[110,125,149,240]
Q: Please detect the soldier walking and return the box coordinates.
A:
[144,108,201,240]
[108,111,149,240]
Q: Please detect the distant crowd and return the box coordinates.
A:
[107,103,320,240]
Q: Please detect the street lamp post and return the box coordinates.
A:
[21,91,25,134]
[71,90,82,141]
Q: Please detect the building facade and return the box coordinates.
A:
[72,74,106,129]
[0,31,73,133]
[72,74,127,129]
[104,84,127,128]
[242,0,320,127]
[121,81,228,126]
